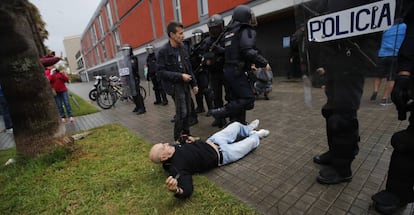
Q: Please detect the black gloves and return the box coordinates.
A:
[391,75,412,120]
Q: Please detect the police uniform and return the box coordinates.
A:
[306,0,382,184]
[210,5,268,124]
[372,1,414,213]
[147,53,168,105]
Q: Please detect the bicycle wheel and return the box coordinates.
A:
[97,90,116,109]
[140,86,147,100]
[89,89,97,101]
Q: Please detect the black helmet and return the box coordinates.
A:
[207,14,224,37]
[232,5,257,26]
[191,29,204,45]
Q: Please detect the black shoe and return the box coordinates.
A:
[316,167,352,185]
[154,101,162,105]
[209,107,230,118]
[264,94,269,100]
[195,108,205,113]
[313,151,332,165]
[136,109,146,115]
[189,118,198,126]
[372,190,408,215]
[162,101,168,106]
[132,107,139,112]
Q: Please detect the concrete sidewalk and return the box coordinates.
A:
[2,78,413,214]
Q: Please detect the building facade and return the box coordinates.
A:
[80,0,299,80]
[63,35,82,75]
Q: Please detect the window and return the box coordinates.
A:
[91,25,98,46]
[101,41,107,60]
[106,3,113,28]
[95,47,101,64]
[199,0,208,16]
[113,30,121,52]
[98,15,105,36]
[173,0,182,22]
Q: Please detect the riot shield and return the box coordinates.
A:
[116,50,137,97]
[293,0,404,109]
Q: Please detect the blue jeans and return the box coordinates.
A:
[0,95,12,129]
[207,122,260,165]
[54,91,73,118]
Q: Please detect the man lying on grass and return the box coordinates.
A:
[149,119,269,198]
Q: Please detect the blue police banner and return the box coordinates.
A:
[307,0,396,42]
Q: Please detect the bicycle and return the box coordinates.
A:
[96,76,147,109]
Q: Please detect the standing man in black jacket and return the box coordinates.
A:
[149,119,269,198]
[157,21,199,142]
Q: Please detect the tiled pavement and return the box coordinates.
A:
[1,78,413,215]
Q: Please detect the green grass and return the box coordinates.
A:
[68,91,99,117]
[0,124,259,215]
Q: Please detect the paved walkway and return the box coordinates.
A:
[1,79,413,214]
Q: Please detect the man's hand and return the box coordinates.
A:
[182,74,192,82]
[192,86,199,95]
[165,176,180,193]
[391,72,412,120]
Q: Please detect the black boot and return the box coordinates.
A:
[316,166,352,185]
[372,190,408,215]
[210,107,230,119]
[313,151,332,165]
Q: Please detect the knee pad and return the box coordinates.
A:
[391,129,414,152]
[327,114,358,133]
[245,102,254,110]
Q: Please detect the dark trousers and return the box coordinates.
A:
[385,114,414,203]
[223,66,255,124]
[210,72,226,108]
[172,85,192,141]
[195,71,213,111]
[0,95,12,129]
[151,78,167,103]
[322,108,359,176]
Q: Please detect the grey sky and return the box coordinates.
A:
[30,0,101,57]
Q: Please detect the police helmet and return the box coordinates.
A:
[121,44,133,55]
[145,44,155,54]
[232,5,257,26]
[207,14,224,37]
[191,29,204,45]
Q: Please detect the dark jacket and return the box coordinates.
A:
[157,41,197,96]
[163,140,219,198]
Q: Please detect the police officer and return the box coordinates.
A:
[210,5,268,124]
[122,44,146,114]
[305,1,381,184]
[190,29,214,114]
[372,1,414,214]
[146,44,168,106]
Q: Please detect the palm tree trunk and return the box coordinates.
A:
[0,0,73,158]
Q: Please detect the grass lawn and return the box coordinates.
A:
[0,124,259,214]
[69,91,100,117]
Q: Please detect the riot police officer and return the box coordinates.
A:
[190,29,214,115]
[303,0,382,184]
[146,44,168,105]
[191,14,228,127]
[121,44,146,114]
[210,5,268,124]
[372,2,414,214]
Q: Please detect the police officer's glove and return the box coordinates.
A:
[212,44,224,53]
[391,75,412,120]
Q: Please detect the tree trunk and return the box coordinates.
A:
[0,0,73,158]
